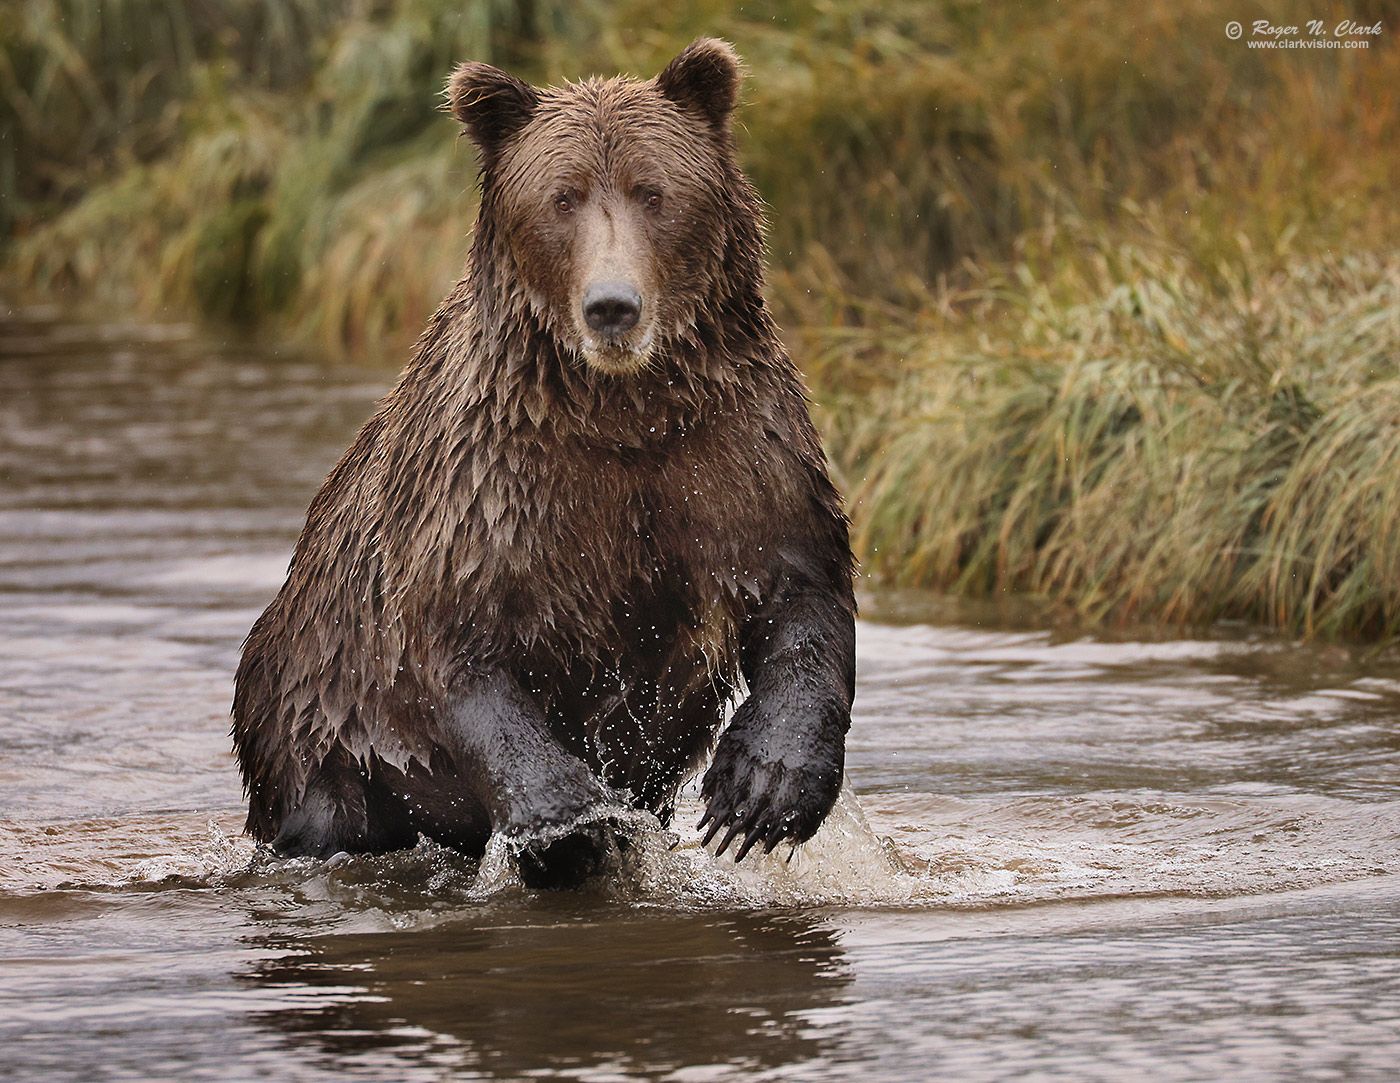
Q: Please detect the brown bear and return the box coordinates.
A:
[232,39,856,888]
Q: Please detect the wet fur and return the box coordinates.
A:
[232,40,856,884]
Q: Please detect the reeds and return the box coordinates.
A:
[833,244,1400,638]
[3,0,580,338]
[14,0,1388,345]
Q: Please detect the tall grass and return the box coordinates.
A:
[0,0,350,233]
[831,242,1400,638]
[12,0,1389,345]
[3,0,584,346]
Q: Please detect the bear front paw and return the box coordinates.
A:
[515,815,631,889]
[496,755,614,841]
[697,702,844,861]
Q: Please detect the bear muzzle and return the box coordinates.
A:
[577,279,656,373]
[583,281,643,337]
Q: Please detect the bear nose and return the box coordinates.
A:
[583,282,642,336]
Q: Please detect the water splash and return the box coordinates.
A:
[78,780,915,912]
[646,779,912,907]
[124,820,260,884]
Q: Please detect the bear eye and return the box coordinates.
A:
[553,192,574,214]
[641,188,663,211]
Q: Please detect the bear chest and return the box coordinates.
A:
[466,425,787,651]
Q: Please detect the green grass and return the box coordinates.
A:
[5,0,1400,637]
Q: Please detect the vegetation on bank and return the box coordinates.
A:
[826,245,1400,639]
[4,0,1400,637]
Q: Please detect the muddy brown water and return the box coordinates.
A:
[1,311,1398,1081]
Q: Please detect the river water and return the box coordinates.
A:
[1,312,1398,1081]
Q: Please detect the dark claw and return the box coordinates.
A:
[715,818,746,857]
[734,818,769,862]
[701,803,729,847]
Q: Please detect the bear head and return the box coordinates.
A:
[446,40,755,376]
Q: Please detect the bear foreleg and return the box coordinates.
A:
[444,670,625,887]
[699,587,855,861]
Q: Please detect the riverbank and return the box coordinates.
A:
[820,241,1400,638]
[5,0,1399,635]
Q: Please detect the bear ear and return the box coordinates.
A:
[655,38,742,131]
[446,62,540,157]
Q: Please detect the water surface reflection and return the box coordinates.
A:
[245,906,850,1079]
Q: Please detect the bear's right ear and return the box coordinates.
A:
[446,62,539,158]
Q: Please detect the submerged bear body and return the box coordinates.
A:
[232,41,856,885]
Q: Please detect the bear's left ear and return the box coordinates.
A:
[446,62,540,159]
[655,39,742,132]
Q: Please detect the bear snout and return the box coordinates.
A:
[582,281,643,337]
